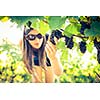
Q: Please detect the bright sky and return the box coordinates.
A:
[0,20,23,45]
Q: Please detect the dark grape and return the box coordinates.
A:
[97,50,100,64]
[45,34,49,41]
[94,38,100,50]
[79,41,86,53]
[65,36,74,49]
[94,38,100,64]
[50,32,56,45]
[65,36,70,45]
[67,37,74,49]
[54,30,63,39]
[50,29,63,45]
[80,21,90,34]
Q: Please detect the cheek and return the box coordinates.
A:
[39,38,43,45]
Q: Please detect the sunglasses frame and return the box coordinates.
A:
[25,33,43,41]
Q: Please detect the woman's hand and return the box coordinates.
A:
[45,37,63,76]
[45,37,58,60]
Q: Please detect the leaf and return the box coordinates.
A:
[57,40,65,49]
[0,16,5,20]
[97,36,100,42]
[64,23,81,37]
[48,16,67,30]
[1,16,9,22]
[85,22,100,36]
[10,16,44,27]
[87,42,93,53]
[39,20,50,35]
[69,17,79,23]
[79,16,88,22]
[68,16,79,20]
[31,19,41,32]
[88,36,95,42]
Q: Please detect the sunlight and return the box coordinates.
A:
[0,51,7,66]
[0,20,23,45]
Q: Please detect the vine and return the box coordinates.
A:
[0,16,100,82]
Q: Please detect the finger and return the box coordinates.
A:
[28,68,33,74]
[45,44,51,54]
[47,35,56,45]
[47,41,56,52]
[54,37,58,44]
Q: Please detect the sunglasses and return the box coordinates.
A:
[25,33,43,41]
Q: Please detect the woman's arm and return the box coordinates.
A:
[45,39,63,76]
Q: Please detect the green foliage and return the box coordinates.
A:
[48,16,67,30]
[6,16,100,38]
[0,16,100,83]
[31,19,50,34]
[0,39,31,83]
[64,23,81,37]
[10,16,44,27]
[85,21,100,36]
[0,16,5,20]
[58,48,100,83]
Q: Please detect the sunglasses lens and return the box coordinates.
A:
[37,34,42,39]
[27,35,35,40]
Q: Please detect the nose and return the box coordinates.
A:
[35,37,40,42]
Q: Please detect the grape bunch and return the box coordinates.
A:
[94,38,100,64]
[91,16,100,22]
[79,41,87,53]
[49,29,63,45]
[80,21,91,34]
[65,36,74,49]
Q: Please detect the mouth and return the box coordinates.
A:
[34,43,39,46]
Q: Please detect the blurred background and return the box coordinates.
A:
[0,16,100,83]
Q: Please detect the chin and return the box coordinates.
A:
[33,45,41,49]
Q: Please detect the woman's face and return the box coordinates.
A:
[27,29,43,49]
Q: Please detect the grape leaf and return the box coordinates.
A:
[57,40,66,49]
[64,23,81,37]
[0,16,9,22]
[68,16,79,19]
[87,42,93,53]
[85,22,100,36]
[39,20,50,35]
[10,16,44,27]
[68,16,79,23]
[0,16,5,20]
[91,16,98,20]
[48,16,67,30]
[79,16,88,22]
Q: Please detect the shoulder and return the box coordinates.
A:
[19,38,23,50]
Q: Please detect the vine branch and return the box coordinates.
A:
[73,34,88,39]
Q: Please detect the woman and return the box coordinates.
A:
[21,25,63,83]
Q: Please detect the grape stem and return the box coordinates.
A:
[94,71,100,78]
[42,19,48,24]
[73,34,88,39]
